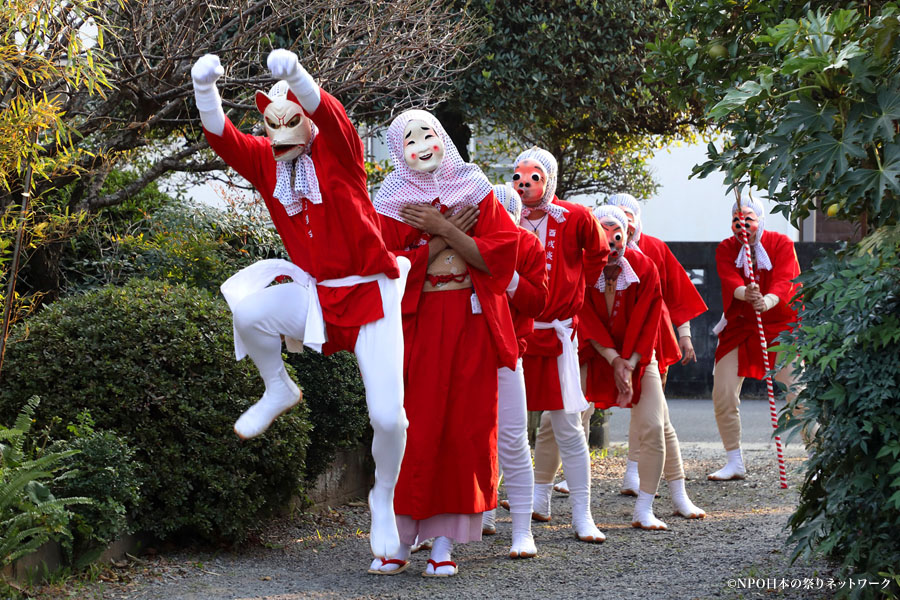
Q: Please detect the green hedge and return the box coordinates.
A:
[0,279,311,543]
[776,239,900,598]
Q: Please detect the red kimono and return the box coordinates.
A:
[578,249,663,409]
[379,192,518,519]
[521,198,608,411]
[715,230,800,380]
[205,90,398,354]
[509,228,549,358]
[638,234,708,375]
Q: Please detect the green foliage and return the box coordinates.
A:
[0,397,92,567]
[453,0,686,197]
[775,237,900,598]
[286,351,370,482]
[48,413,142,565]
[650,1,900,228]
[0,279,311,543]
[59,192,286,296]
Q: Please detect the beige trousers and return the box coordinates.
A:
[712,347,800,451]
[536,361,682,493]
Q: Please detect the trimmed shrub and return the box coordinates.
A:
[776,239,900,597]
[48,413,143,563]
[0,279,311,543]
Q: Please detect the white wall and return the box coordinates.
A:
[576,141,799,242]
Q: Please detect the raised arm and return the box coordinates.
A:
[191,54,226,136]
[267,49,321,115]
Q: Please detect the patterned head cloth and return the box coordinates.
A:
[730,195,772,275]
[493,182,522,225]
[514,147,568,222]
[374,109,492,222]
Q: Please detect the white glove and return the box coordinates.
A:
[191,54,225,135]
[266,49,301,81]
[266,49,321,113]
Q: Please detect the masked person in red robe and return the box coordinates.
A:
[709,197,801,481]
[513,147,608,543]
[579,206,705,530]
[372,110,518,577]
[605,194,708,495]
[481,183,548,558]
[191,50,409,566]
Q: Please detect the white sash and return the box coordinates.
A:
[220,258,385,357]
[533,318,590,414]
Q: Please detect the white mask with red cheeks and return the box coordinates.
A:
[403,119,445,173]
[513,159,548,207]
[255,81,312,162]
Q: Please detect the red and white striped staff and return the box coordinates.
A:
[737,208,788,489]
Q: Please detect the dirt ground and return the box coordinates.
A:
[29,440,839,600]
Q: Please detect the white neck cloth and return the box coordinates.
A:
[594,254,640,292]
[373,110,492,221]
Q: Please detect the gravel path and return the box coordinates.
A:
[41,437,836,600]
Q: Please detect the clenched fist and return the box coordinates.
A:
[267,49,301,80]
[191,54,224,88]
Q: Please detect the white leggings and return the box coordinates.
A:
[231,276,408,491]
[497,359,534,514]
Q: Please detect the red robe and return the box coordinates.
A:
[205,90,398,354]
[509,228,549,358]
[638,234,708,374]
[578,249,663,409]
[379,193,517,519]
[715,230,800,380]
[521,198,609,411]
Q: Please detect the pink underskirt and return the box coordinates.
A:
[396,513,483,545]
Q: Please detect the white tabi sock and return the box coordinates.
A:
[622,460,639,495]
[632,490,668,530]
[509,511,537,558]
[668,477,706,518]
[368,543,410,573]
[482,509,496,534]
[532,482,553,520]
[234,367,301,439]
[708,448,746,480]
[426,536,457,576]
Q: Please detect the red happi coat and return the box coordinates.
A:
[638,234,708,374]
[379,193,517,518]
[578,249,663,409]
[205,90,398,354]
[521,198,609,411]
[715,230,801,380]
[509,228,549,358]
[379,192,519,371]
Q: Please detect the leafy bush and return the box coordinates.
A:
[0,279,311,543]
[776,237,900,598]
[0,397,91,567]
[47,412,142,564]
[59,191,286,296]
[286,351,370,482]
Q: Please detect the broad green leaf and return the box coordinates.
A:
[865,89,900,142]
[843,142,900,214]
[708,81,765,119]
